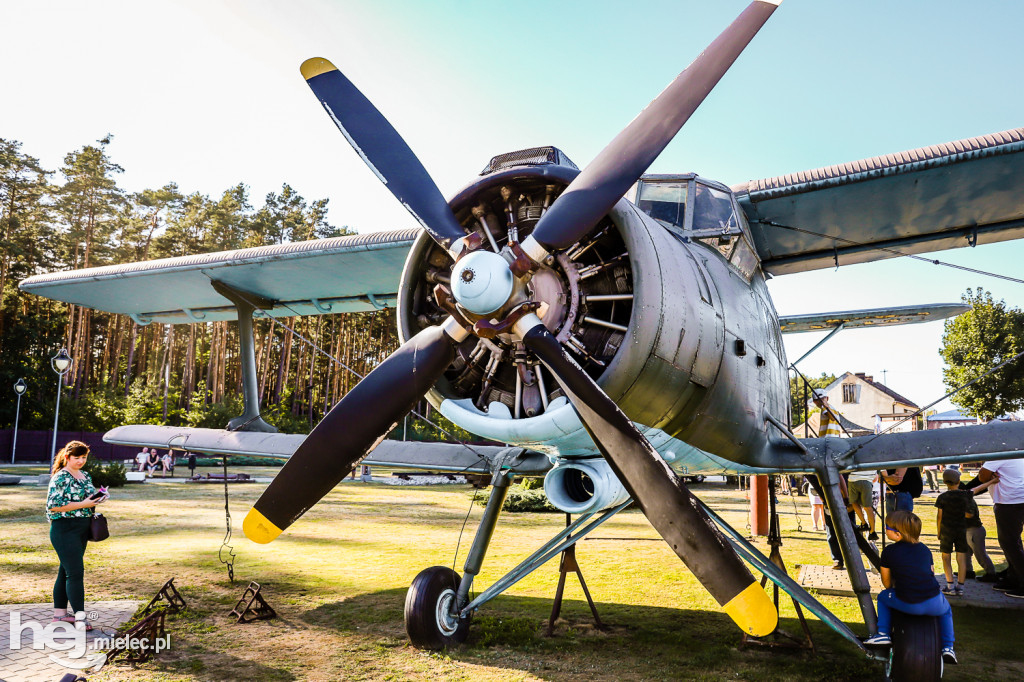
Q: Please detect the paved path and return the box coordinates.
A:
[0,600,139,682]
[797,565,1024,610]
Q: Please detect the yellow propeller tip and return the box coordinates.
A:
[301,57,337,81]
[243,508,283,544]
[722,582,778,637]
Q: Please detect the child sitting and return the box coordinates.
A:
[864,510,957,665]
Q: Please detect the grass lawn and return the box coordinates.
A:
[2,474,1022,681]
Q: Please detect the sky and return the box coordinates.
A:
[4,0,1024,415]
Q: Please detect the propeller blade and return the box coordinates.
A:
[244,321,463,543]
[520,320,777,637]
[301,58,468,251]
[528,0,780,252]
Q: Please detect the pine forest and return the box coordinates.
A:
[0,135,460,439]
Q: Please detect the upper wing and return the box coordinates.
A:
[733,128,1024,276]
[104,424,551,475]
[19,229,417,324]
[779,303,969,334]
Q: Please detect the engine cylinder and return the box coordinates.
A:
[543,458,631,514]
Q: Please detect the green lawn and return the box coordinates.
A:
[2,477,1021,681]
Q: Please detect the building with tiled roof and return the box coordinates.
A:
[796,372,920,436]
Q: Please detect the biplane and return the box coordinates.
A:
[21,1,1024,677]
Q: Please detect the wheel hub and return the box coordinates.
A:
[434,588,460,636]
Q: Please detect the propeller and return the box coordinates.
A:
[523,0,781,256]
[517,316,776,636]
[244,321,465,543]
[245,0,781,636]
[300,58,469,253]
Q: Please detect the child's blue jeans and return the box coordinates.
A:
[876,588,954,647]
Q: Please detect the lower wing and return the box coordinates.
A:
[103,425,550,475]
[798,420,1024,472]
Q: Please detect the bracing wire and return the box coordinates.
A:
[761,219,1024,286]
[452,486,482,598]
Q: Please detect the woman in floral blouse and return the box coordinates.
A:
[46,441,107,628]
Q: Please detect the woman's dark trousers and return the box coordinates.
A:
[50,517,90,613]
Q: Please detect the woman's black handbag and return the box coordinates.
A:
[89,513,109,542]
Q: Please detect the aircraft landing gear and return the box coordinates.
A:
[885,612,942,681]
[405,566,472,649]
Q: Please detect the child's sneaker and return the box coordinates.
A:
[942,646,958,664]
[953,584,964,596]
[942,584,954,594]
[864,632,891,646]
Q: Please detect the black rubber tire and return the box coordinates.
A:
[885,611,942,681]
[405,566,471,649]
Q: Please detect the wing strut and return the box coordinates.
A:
[209,280,278,433]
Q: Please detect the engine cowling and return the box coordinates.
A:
[396,150,729,455]
[543,458,631,514]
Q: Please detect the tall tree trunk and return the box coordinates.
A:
[274,323,293,405]
[124,322,138,395]
[204,323,214,404]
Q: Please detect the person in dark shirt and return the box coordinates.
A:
[883,467,923,513]
[935,469,973,595]
[864,511,957,665]
[956,469,1001,581]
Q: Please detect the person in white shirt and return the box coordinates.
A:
[135,448,149,472]
[978,458,1024,598]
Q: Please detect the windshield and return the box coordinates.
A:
[692,184,736,232]
[636,181,687,229]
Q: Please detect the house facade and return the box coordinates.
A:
[796,372,919,436]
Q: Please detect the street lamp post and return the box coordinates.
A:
[50,349,73,472]
[11,378,26,464]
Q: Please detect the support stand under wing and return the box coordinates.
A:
[546,513,605,635]
[740,478,814,652]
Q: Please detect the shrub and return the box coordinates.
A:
[84,459,127,488]
[518,476,544,490]
[474,485,557,513]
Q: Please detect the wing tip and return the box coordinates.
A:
[243,507,283,544]
[301,57,337,81]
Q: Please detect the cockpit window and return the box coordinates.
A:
[693,184,736,232]
[636,181,687,229]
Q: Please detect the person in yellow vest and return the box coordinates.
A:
[812,389,856,567]
[813,389,843,437]
[815,389,878,539]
